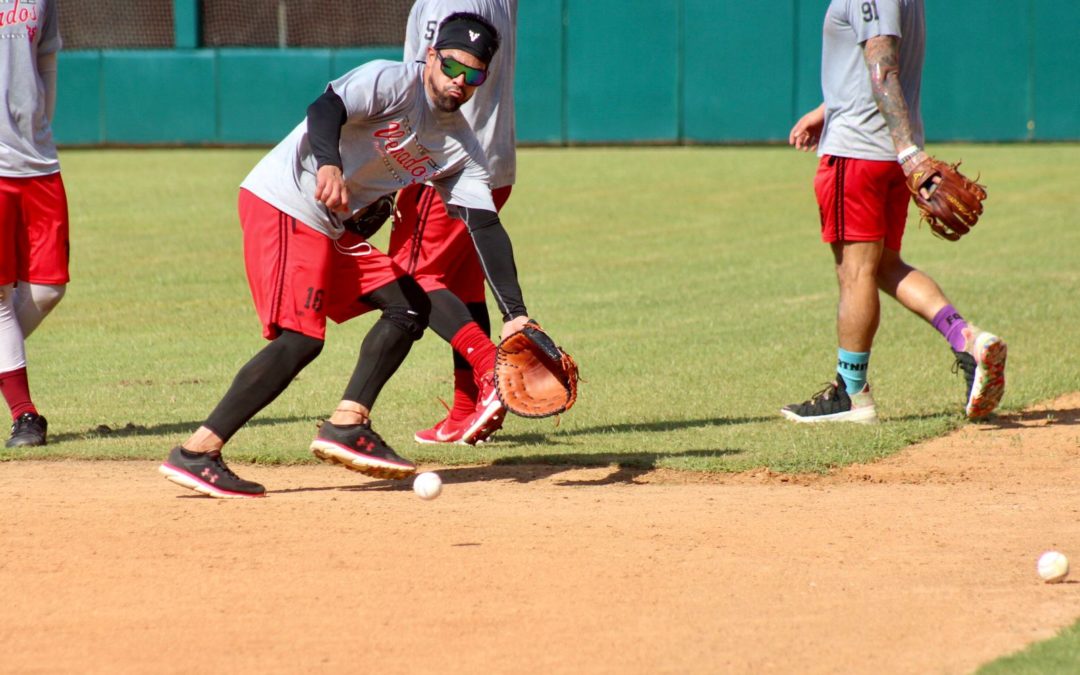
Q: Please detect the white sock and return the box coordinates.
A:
[14,282,66,338]
[0,284,27,373]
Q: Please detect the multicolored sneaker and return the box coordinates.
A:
[953,329,1007,420]
[311,420,416,480]
[459,374,505,445]
[5,412,48,448]
[159,446,266,498]
[781,376,878,424]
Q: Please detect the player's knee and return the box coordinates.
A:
[35,284,66,314]
[274,330,325,364]
[383,277,430,341]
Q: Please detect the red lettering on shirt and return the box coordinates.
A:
[373,120,439,180]
[0,0,39,27]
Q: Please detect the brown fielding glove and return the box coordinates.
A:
[495,321,578,418]
[905,157,987,241]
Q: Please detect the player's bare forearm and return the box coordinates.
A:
[38,52,58,122]
[863,36,917,153]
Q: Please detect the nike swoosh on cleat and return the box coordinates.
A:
[434,428,459,442]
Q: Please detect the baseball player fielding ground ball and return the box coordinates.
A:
[160,13,553,498]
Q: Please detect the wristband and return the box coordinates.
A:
[897,145,920,165]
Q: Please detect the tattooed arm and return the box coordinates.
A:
[863,35,927,175]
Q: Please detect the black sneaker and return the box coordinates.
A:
[310,420,416,480]
[952,350,977,404]
[780,375,878,424]
[158,446,266,498]
[6,412,47,448]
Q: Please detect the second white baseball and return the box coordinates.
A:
[413,472,443,500]
[1037,551,1069,583]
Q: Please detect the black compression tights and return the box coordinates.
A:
[342,275,430,408]
[203,330,324,443]
[202,276,429,440]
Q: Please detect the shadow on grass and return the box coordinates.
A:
[878,403,1080,430]
[497,415,776,444]
[974,404,1080,430]
[49,415,320,443]
[268,448,743,495]
[48,412,778,446]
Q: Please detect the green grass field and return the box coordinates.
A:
[5,144,1080,671]
[14,144,1078,470]
[976,620,1080,674]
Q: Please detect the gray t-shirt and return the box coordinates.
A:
[405,0,516,189]
[818,0,925,161]
[241,60,495,238]
[0,0,62,177]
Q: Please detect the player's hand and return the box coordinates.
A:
[315,165,350,213]
[900,150,931,178]
[789,104,825,152]
[501,316,531,342]
[900,150,942,198]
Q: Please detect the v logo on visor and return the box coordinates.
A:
[468,30,480,42]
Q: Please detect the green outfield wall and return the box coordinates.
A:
[53,1,1080,146]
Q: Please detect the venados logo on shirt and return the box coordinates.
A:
[0,0,40,28]
[374,121,440,179]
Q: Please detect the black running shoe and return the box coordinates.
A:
[310,420,416,480]
[159,446,266,498]
[780,376,878,424]
[952,350,977,402]
[6,412,47,448]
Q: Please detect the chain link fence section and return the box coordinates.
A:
[202,0,412,48]
[58,0,176,49]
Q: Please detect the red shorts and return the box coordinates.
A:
[814,155,909,251]
[239,189,406,341]
[0,173,70,286]
[389,184,512,304]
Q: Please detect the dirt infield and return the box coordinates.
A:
[2,395,1079,674]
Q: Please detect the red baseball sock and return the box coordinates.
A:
[448,368,479,422]
[450,323,497,376]
[0,367,37,419]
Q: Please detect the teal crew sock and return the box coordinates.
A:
[837,348,870,395]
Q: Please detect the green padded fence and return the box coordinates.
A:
[52,0,1080,146]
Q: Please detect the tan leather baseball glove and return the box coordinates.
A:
[906,157,987,241]
[495,321,578,418]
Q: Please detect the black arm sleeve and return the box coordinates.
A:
[306,88,347,169]
[458,206,528,322]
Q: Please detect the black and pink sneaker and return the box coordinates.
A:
[159,446,266,498]
[310,420,416,480]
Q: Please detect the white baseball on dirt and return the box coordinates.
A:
[1037,551,1069,583]
[413,472,443,500]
